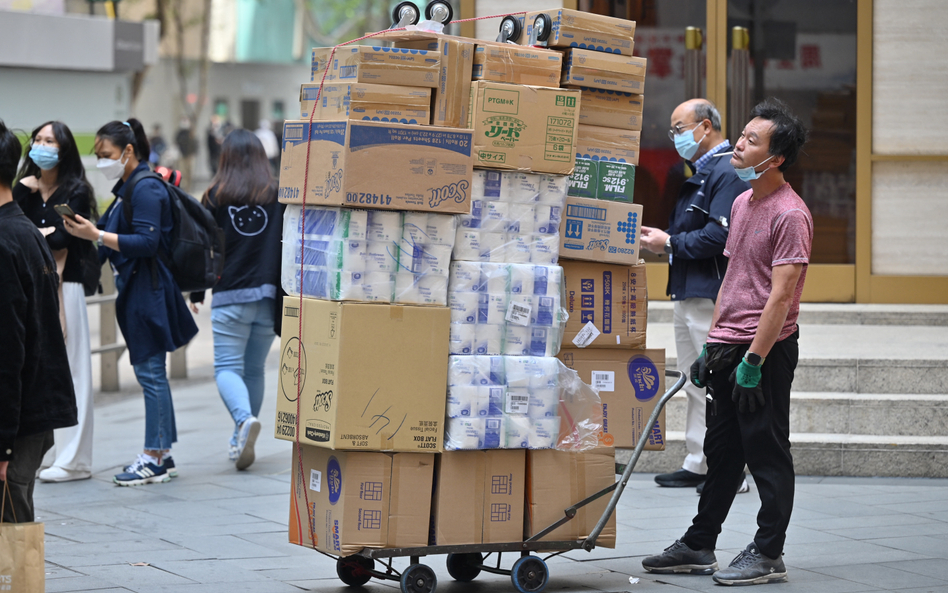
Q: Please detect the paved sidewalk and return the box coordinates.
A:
[34,367,948,593]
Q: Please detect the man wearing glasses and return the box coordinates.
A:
[640,99,749,493]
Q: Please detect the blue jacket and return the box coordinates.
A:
[666,151,749,301]
[97,163,198,365]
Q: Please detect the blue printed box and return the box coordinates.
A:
[561,259,647,349]
[559,196,642,265]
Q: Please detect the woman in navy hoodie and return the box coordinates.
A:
[63,119,198,486]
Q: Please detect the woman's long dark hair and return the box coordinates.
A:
[204,128,275,207]
[17,120,97,216]
[96,118,150,163]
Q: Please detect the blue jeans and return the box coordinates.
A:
[132,352,178,451]
[211,299,277,447]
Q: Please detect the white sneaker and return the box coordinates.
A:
[235,417,261,471]
[738,479,750,494]
[38,466,92,483]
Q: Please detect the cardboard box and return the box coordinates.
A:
[562,49,647,94]
[558,349,666,450]
[274,297,450,451]
[468,81,581,175]
[525,448,616,547]
[300,83,431,124]
[560,260,647,349]
[312,46,440,88]
[289,444,391,555]
[482,450,526,544]
[278,119,473,214]
[575,124,640,165]
[577,88,644,131]
[430,451,486,545]
[472,45,563,87]
[568,160,636,202]
[396,38,475,127]
[560,197,642,265]
[522,9,635,56]
[388,453,436,548]
[567,158,598,199]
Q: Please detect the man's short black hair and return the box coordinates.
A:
[0,119,22,188]
[750,98,808,172]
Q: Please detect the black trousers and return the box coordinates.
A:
[0,431,54,523]
[682,330,798,559]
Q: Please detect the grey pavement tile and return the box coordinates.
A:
[124,499,239,521]
[47,548,214,567]
[792,499,882,518]
[164,533,289,559]
[47,580,134,593]
[889,587,948,593]
[44,563,86,580]
[785,539,927,569]
[45,521,154,544]
[151,482,261,502]
[810,563,948,590]
[130,582,303,593]
[825,522,948,540]
[785,524,852,545]
[881,558,948,580]
[834,491,948,506]
[149,559,278,584]
[878,499,948,514]
[795,513,933,532]
[78,563,197,591]
[864,535,948,556]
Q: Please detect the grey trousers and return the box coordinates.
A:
[1,431,54,523]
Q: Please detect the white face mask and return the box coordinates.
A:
[97,152,128,182]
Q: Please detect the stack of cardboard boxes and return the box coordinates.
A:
[276,8,654,559]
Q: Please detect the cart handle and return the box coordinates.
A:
[581,369,687,550]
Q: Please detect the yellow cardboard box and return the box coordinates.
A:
[560,260,647,349]
[278,119,473,214]
[388,453,436,548]
[562,49,647,94]
[560,196,643,264]
[300,83,431,125]
[482,450,526,544]
[577,88,644,131]
[274,297,450,451]
[522,9,635,56]
[575,125,641,165]
[468,81,581,175]
[312,46,440,88]
[472,45,563,87]
[395,37,476,127]
[430,451,486,545]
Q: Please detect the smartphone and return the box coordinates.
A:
[53,204,77,222]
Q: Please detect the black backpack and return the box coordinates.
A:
[123,170,225,292]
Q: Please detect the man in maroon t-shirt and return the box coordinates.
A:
[642,98,811,586]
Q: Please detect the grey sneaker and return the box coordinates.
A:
[712,543,787,586]
[642,539,718,575]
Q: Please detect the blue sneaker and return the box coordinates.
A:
[235,417,261,471]
[124,454,178,478]
[115,455,170,486]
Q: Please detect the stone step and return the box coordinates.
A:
[661,391,948,437]
[619,432,948,478]
[648,301,948,326]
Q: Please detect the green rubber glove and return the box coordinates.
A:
[733,359,762,388]
[729,359,765,413]
[690,344,708,388]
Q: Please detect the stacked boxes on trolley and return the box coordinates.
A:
[275,8,658,558]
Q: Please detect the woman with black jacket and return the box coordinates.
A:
[13,121,96,483]
[63,118,198,486]
[190,129,284,471]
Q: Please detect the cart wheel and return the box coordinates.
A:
[511,556,549,593]
[497,15,523,43]
[401,563,437,593]
[532,13,553,42]
[446,552,482,582]
[424,0,453,24]
[337,556,375,587]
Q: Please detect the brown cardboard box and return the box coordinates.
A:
[560,197,643,264]
[558,349,666,450]
[388,453,436,548]
[522,9,635,56]
[560,260,647,349]
[312,46,440,88]
[472,45,563,87]
[482,450,526,543]
[577,88,644,131]
[468,81,581,175]
[300,83,431,125]
[274,297,450,451]
[289,444,391,555]
[277,119,473,214]
[430,451,486,545]
[525,448,616,547]
[395,38,476,128]
[575,125,640,165]
[562,49,647,94]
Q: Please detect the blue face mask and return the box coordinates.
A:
[673,125,707,161]
[29,144,60,170]
[733,155,774,182]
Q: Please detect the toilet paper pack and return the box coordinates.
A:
[283,204,458,305]
[454,170,569,264]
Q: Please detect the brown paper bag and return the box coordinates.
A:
[0,483,46,592]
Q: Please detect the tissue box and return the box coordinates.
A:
[576,87,644,131]
[567,160,636,202]
[394,38,475,128]
[574,125,640,165]
[521,9,635,56]
[274,297,449,451]
[558,349,665,450]
[560,260,647,349]
[559,197,642,264]
[525,448,616,547]
[388,453,436,548]
[278,119,474,214]
[430,451,486,545]
[300,83,431,124]
[472,45,563,87]
[562,49,647,94]
[312,46,440,88]
[468,81,581,175]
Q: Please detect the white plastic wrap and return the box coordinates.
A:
[453,170,568,264]
[448,262,567,356]
[444,355,602,451]
[282,204,458,305]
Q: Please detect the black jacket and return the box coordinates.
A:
[666,150,750,301]
[0,201,77,461]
